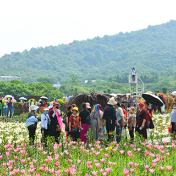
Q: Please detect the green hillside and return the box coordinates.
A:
[0,20,176,84]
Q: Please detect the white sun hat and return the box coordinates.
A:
[29,105,39,111]
[48,101,53,109]
[44,107,49,111]
[107,97,117,105]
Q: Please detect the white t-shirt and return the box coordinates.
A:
[41,114,48,129]
[116,107,124,121]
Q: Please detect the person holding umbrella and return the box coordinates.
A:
[6,98,13,118]
[136,102,147,140]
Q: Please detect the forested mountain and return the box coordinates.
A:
[0,20,176,83]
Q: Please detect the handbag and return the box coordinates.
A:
[123,116,127,126]
[63,115,67,124]
[86,115,91,124]
[71,128,77,132]
[149,118,154,129]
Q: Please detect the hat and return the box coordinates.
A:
[72,107,79,112]
[44,107,49,111]
[48,101,53,109]
[53,102,59,106]
[138,102,144,108]
[107,98,117,105]
[128,107,135,112]
[29,105,39,111]
[86,103,91,109]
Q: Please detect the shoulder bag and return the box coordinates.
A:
[149,118,154,129]
[86,115,91,124]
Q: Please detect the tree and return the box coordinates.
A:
[70,74,79,85]
[37,78,53,84]
[162,86,168,94]
[154,89,160,94]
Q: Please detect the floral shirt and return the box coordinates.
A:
[69,114,81,129]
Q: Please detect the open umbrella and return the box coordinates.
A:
[142,93,164,106]
[5,95,13,98]
[19,97,27,100]
[40,96,48,100]
[171,91,176,97]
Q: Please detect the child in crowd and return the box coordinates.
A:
[128,107,136,142]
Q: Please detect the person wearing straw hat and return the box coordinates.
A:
[41,107,50,146]
[69,107,82,141]
[26,105,39,145]
[103,97,119,141]
[49,102,62,143]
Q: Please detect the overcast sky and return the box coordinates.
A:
[0,0,176,57]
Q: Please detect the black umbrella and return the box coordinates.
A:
[142,93,164,106]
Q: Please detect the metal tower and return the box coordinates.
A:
[129,73,144,106]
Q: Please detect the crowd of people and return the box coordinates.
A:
[26,96,172,146]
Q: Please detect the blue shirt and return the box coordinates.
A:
[171,109,176,122]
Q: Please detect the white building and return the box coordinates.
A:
[0,76,21,82]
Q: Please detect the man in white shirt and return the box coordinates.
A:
[115,102,124,143]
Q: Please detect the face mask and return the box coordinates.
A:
[45,111,48,114]
[34,110,37,113]
[173,107,176,109]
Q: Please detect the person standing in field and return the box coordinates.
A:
[6,98,13,118]
[79,102,90,142]
[89,104,103,140]
[49,102,62,143]
[25,105,39,145]
[128,107,136,142]
[69,107,82,141]
[171,103,176,139]
[114,102,124,143]
[103,98,119,141]
[136,102,147,140]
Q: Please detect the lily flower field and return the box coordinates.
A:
[0,113,175,175]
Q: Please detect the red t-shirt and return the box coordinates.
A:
[44,102,47,107]
[123,109,128,117]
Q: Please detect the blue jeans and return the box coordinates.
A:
[7,107,12,118]
[116,119,122,143]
